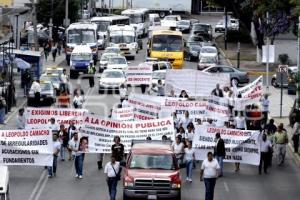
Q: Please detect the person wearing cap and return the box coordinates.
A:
[48,133,61,178]
[48,118,59,133]
[214,133,225,177]
[16,108,26,129]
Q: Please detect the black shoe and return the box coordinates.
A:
[259,171,262,175]
[97,161,102,170]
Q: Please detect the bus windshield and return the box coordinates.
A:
[110,35,134,44]
[125,14,143,24]
[152,35,182,52]
[68,29,95,44]
[96,21,110,32]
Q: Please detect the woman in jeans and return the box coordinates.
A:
[184,140,195,182]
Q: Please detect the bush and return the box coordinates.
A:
[226,28,252,43]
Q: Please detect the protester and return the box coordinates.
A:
[73,136,88,179]
[234,112,246,130]
[73,91,84,108]
[259,133,272,174]
[60,69,69,92]
[156,79,165,96]
[274,123,288,166]
[111,136,124,162]
[30,79,41,107]
[48,133,60,178]
[57,41,62,56]
[48,117,59,133]
[58,89,70,108]
[172,112,180,130]
[21,69,31,97]
[176,127,186,138]
[261,94,269,126]
[179,90,189,98]
[140,84,147,94]
[52,43,57,62]
[223,86,231,98]
[184,140,195,182]
[44,42,51,61]
[121,96,130,108]
[88,64,96,87]
[68,131,79,161]
[172,136,184,164]
[179,111,193,130]
[200,151,220,200]
[104,155,121,200]
[119,84,127,103]
[16,108,26,129]
[168,89,176,97]
[211,84,223,97]
[73,85,84,96]
[214,133,225,177]
[58,124,68,161]
[265,119,277,134]
[292,117,300,154]
[97,153,104,170]
[185,123,195,143]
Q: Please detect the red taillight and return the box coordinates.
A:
[170,172,181,184]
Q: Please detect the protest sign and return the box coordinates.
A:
[0,129,53,166]
[165,69,230,97]
[81,113,175,153]
[192,126,260,165]
[206,96,230,121]
[112,106,134,121]
[25,107,87,129]
[238,76,263,99]
[125,64,152,85]
[128,94,162,120]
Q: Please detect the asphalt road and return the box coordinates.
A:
[4,15,300,200]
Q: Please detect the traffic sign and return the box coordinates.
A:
[277,65,288,73]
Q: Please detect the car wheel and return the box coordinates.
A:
[159,11,166,18]
[231,78,239,86]
[175,191,181,200]
[98,90,104,94]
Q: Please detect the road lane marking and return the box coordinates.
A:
[34,170,49,200]
[224,181,230,192]
[27,170,47,200]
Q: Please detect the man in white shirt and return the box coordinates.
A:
[60,69,69,92]
[234,112,246,130]
[119,84,127,103]
[259,133,272,174]
[30,80,41,107]
[16,108,26,129]
[179,111,193,130]
[48,133,61,178]
[104,155,121,200]
[261,94,269,125]
[200,151,220,200]
[68,132,80,159]
[48,118,59,133]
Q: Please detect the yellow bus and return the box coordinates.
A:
[149,29,184,69]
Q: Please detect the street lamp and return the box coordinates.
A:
[297,16,300,107]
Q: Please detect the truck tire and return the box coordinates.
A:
[159,11,166,18]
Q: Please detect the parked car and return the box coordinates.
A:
[122,140,181,200]
[184,45,201,61]
[271,66,298,87]
[98,69,126,94]
[107,56,128,70]
[197,56,218,70]
[99,52,119,72]
[28,80,56,106]
[202,65,249,85]
[191,23,212,40]
[152,70,166,85]
[177,20,191,33]
[199,46,218,62]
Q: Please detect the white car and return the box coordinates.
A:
[197,56,218,70]
[104,47,123,55]
[40,73,61,92]
[199,46,218,62]
[161,15,181,28]
[99,69,126,94]
[152,70,166,85]
[143,60,172,71]
[107,56,128,70]
[99,52,119,72]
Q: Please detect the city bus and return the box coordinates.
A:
[148,29,184,69]
[121,8,150,38]
[65,22,98,65]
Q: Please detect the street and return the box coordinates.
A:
[1,8,300,200]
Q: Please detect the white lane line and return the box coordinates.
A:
[33,171,49,200]
[224,181,230,192]
[27,170,47,200]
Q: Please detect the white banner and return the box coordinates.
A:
[0,129,53,166]
[25,108,88,129]
[206,96,230,121]
[165,69,230,97]
[193,126,260,165]
[112,106,134,121]
[81,113,175,153]
[125,64,152,85]
[238,76,263,99]
[262,45,275,63]
[128,94,162,120]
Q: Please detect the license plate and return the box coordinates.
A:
[148,195,157,200]
[40,98,44,101]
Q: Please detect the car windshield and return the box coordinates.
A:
[124,14,143,24]
[105,48,120,54]
[201,57,216,63]
[201,47,217,54]
[178,21,190,25]
[110,35,134,44]
[68,29,95,44]
[129,154,175,170]
[193,24,210,31]
[190,45,201,52]
[102,71,123,78]
[72,54,91,61]
[96,21,110,32]
[41,83,52,91]
[101,54,115,61]
[152,35,182,52]
[153,71,166,79]
[108,57,126,64]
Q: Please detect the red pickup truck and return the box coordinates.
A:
[122,140,181,200]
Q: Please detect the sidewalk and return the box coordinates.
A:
[1,51,66,127]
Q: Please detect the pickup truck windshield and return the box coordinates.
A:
[129,154,175,170]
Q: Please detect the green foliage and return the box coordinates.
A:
[36,0,80,26]
[278,54,289,64]
[226,28,252,43]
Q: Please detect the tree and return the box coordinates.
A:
[36,0,80,27]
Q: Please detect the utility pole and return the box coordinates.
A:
[65,0,69,27]
[31,0,39,51]
[15,14,19,49]
[224,6,228,50]
[266,12,270,92]
[49,0,53,39]
[297,16,300,107]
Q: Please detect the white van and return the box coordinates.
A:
[149,14,161,26]
[0,166,9,200]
